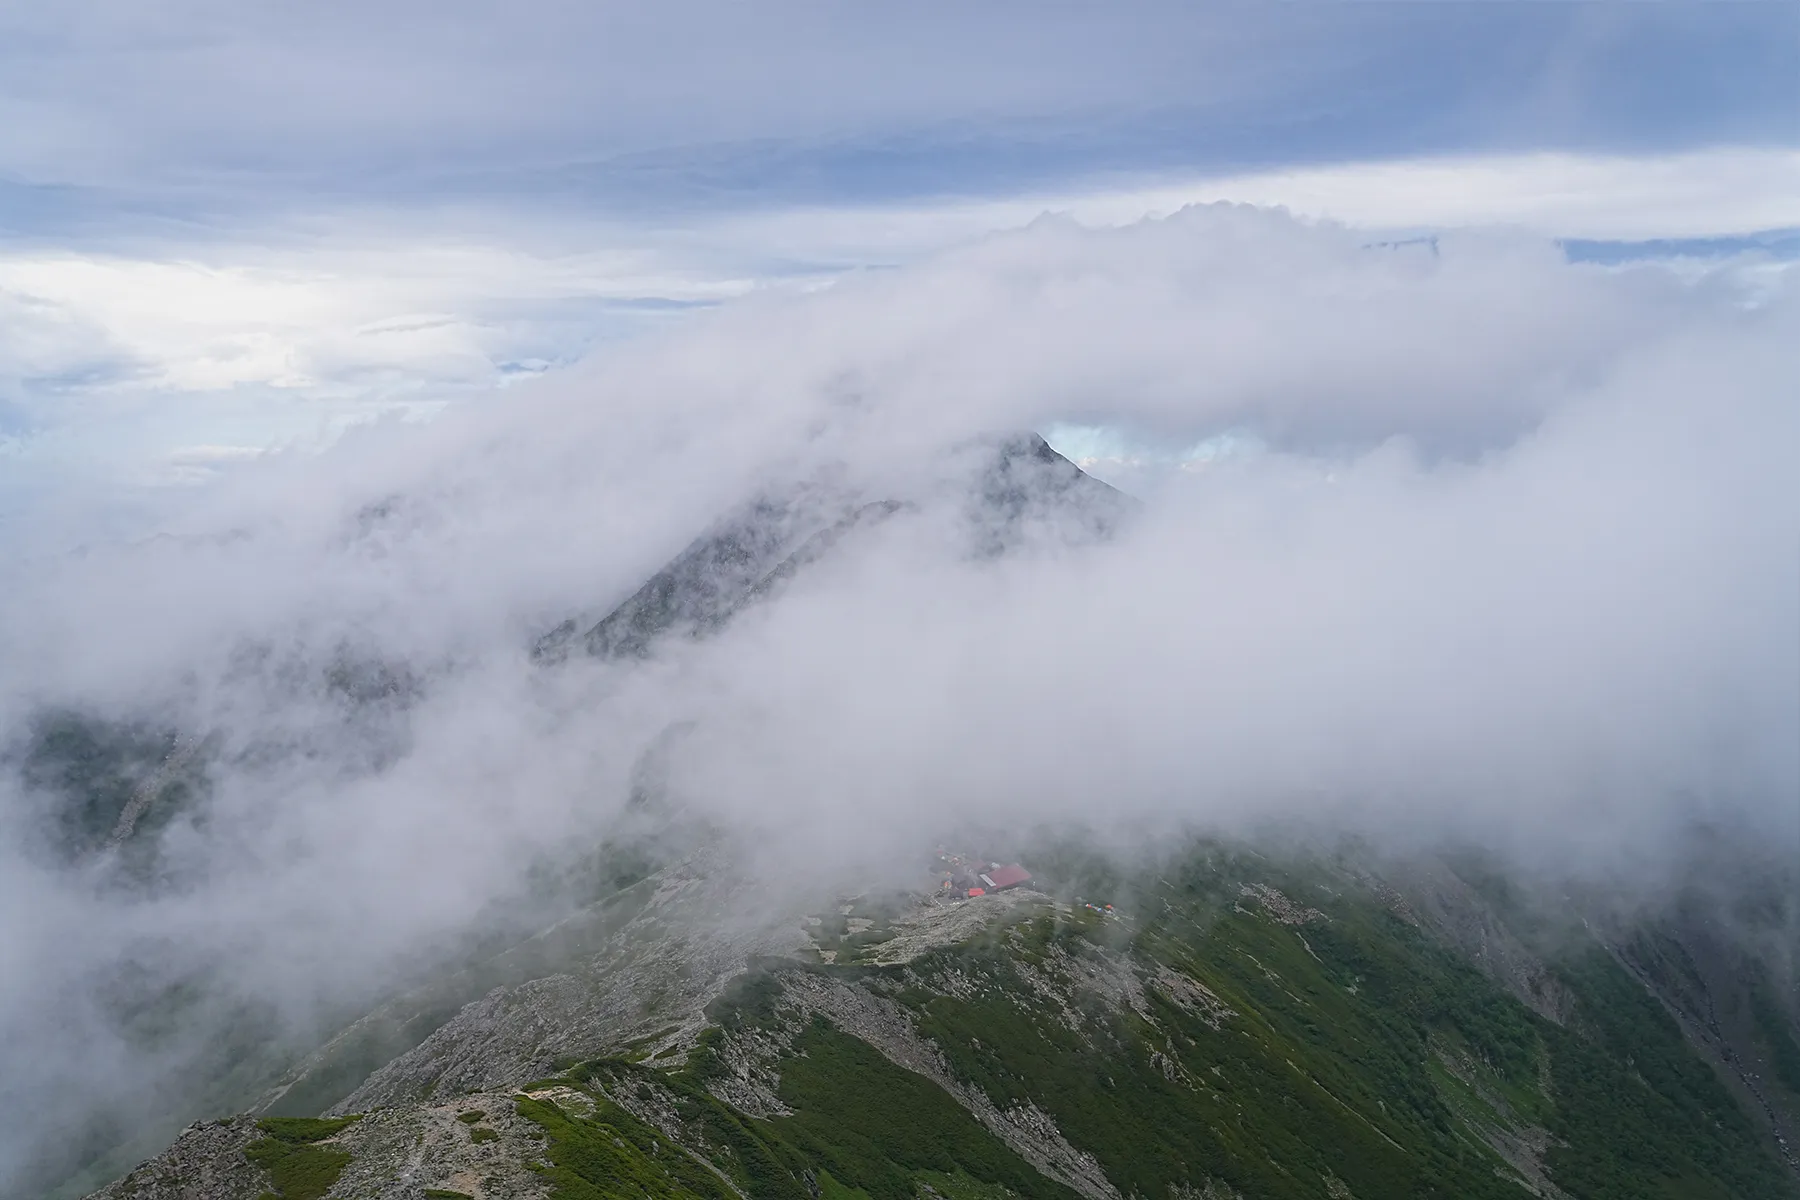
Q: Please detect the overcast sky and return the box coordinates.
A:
[1,1,1797,524]
[2,3,1793,199]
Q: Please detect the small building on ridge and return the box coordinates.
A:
[979,864,1032,891]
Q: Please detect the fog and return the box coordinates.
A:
[1,204,1796,1190]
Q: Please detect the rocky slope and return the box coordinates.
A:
[531,432,1132,665]
[84,839,1800,1200]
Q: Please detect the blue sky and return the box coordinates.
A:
[1,2,1796,517]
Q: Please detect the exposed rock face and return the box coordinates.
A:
[1610,905,1800,1175]
[1376,858,1579,1025]
[87,1101,554,1200]
[531,433,1133,665]
[531,489,844,664]
[322,1100,552,1200]
[965,431,1134,554]
[84,1122,262,1200]
[1237,884,1328,927]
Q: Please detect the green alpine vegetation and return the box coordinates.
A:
[515,1089,746,1200]
[243,1117,359,1200]
[77,840,1800,1200]
[511,1029,1075,1200]
[770,1020,1079,1200]
[481,849,1795,1200]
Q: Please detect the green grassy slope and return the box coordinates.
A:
[684,855,1797,1200]
[76,844,1800,1200]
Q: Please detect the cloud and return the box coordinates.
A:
[0,234,759,502]
[0,204,1795,1192]
[5,146,1795,519]
[3,4,1790,515]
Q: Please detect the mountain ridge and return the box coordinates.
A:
[79,834,1800,1200]
[531,432,1133,665]
[15,439,1797,1200]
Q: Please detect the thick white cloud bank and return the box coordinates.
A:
[5,147,1796,515]
[1,204,1797,1189]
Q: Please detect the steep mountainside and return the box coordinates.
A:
[86,839,1799,1200]
[531,432,1132,664]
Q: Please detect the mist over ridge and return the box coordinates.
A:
[1,203,1796,1194]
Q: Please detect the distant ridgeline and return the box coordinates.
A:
[69,831,1800,1200]
[14,709,210,871]
[532,432,1135,665]
[9,643,419,880]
